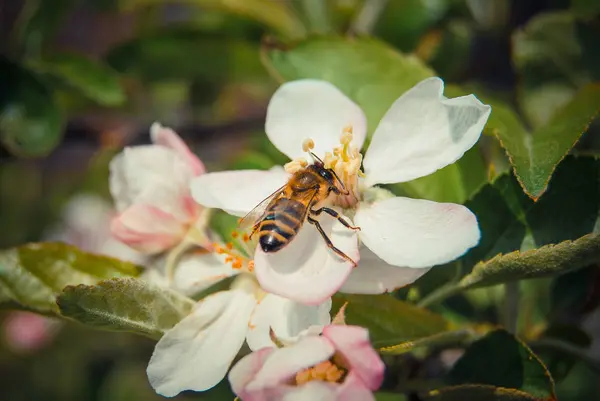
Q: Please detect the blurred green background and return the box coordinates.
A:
[1,0,600,400]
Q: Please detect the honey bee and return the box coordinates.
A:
[239,153,359,267]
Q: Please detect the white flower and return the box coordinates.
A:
[191,77,491,304]
[146,243,331,397]
[109,123,209,254]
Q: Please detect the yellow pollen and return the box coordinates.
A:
[340,128,353,145]
[302,138,315,152]
[295,360,346,385]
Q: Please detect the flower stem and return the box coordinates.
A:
[503,282,520,333]
[350,0,389,34]
[417,283,462,308]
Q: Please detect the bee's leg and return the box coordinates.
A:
[248,222,261,239]
[310,207,360,231]
[307,216,358,268]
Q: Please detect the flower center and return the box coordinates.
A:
[284,126,364,209]
[213,230,256,273]
[295,359,347,385]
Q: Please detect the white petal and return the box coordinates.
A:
[146,289,255,397]
[174,252,237,296]
[280,382,337,401]
[363,77,491,186]
[190,169,289,217]
[340,246,431,294]
[254,212,359,305]
[247,336,334,390]
[109,146,193,221]
[246,294,331,351]
[355,196,480,268]
[266,80,367,160]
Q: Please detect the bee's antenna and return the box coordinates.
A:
[309,151,324,165]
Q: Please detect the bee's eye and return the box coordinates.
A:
[320,169,334,181]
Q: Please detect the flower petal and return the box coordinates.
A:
[246,294,331,351]
[110,204,185,254]
[254,212,359,305]
[190,169,289,217]
[266,80,367,160]
[146,289,255,396]
[363,77,491,186]
[174,252,237,296]
[335,371,377,401]
[150,122,205,175]
[229,347,276,401]
[340,246,431,294]
[109,146,194,221]
[355,196,480,268]
[323,325,384,390]
[279,382,337,401]
[247,335,334,390]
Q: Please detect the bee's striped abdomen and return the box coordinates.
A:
[258,198,305,253]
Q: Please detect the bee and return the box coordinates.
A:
[239,153,359,267]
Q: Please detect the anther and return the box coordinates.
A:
[302,138,315,152]
[226,242,234,250]
[231,231,239,238]
[247,260,255,272]
[225,256,234,263]
[232,258,243,269]
[340,129,353,146]
[215,245,225,254]
[242,233,250,242]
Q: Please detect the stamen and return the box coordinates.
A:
[231,231,239,239]
[242,233,250,242]
[302,138,315,152]
[295,359,346,385]
[226,242,234,250]
[247,260,255,272]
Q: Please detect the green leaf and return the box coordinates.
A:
[262,36,434,135]
[398,145,487,203]
[571,0,600,19]
[57,278,194,339]
[121,0,306,39]
[494,84,600,200]
[106,27,262,83]
[513,12,588,88]
[0,57,64,157]
[378,329,480,356]
[446,329,556,400]
[375,392,408,401]
[458,234,600,291]
[425,385,541,401]
[13,0,74,57]
[27,53,126,106]
[533,325,594,382]
[0,242,141,314]
[331,293,449,348]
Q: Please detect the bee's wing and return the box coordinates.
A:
[238,184,287,231]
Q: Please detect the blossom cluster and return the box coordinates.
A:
[69,77,490,400]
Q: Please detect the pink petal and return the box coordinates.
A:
[111,204,185,254]
[266,80,367,160]
[247,336,334,391]
[335,371,377,401]
[150,122,205,175]
[229,347,276,401]
[340,246,432,294]
[254,213,359,305]
[323,325,384,390]
[355,196,480,268]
